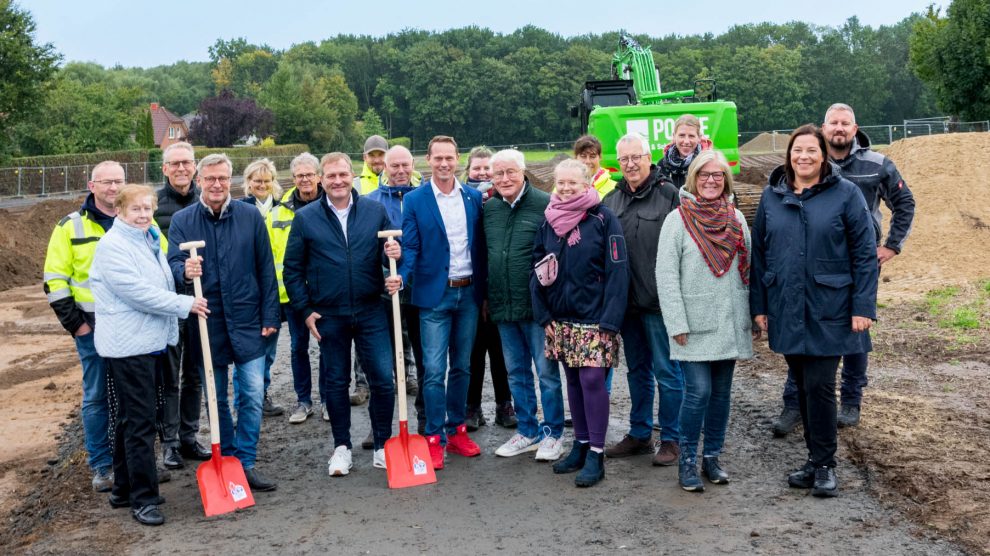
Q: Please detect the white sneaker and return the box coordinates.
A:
[322,403,330,422]
[327,445,353,476]
[535,435,564,461]
[495,433,540,457]
[373,448,386,469]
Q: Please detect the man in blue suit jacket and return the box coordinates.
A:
[398,135,487,470]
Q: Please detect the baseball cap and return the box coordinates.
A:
[363,135,388,154]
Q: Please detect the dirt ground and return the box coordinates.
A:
[1,133,988,554]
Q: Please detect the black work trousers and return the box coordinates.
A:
[784,354,841,468]
[466,316,511,408]
[161,319,202,448]
[108,353,163,508]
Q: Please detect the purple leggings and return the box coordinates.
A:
[563,365,609,449]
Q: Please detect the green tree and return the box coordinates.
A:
[0,1,60,156]
[359,107,386,139]
[136,110,155,148]
[909,0,990,120]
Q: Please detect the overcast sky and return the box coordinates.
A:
[27,0,941,68]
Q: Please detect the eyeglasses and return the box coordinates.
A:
[698,171,726,182]
[200,176,231,185]
[166,160,195,169]
[92,179,125,186]
[294,173,317,181]
[492,169,521,179]
[618,154,647,165]
[250,179,273,185]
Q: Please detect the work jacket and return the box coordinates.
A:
[750,166,878,356]
[43,194,114,334]
[266,187,326,304]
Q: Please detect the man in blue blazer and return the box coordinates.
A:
[398,135,487,470]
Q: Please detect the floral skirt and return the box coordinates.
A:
[545,321,621,369]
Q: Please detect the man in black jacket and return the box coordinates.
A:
[282,152,400,476]
[773,103,916,434]
[155,141,211,470]
[602,133,684,466]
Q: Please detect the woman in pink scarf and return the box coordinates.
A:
[531,159,628,488]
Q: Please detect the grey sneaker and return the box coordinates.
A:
[837,405,861,428]
[92,468,113,492]
[772,408,802,437]
[405,377,419,398]
[262,394,284,417]
[349,387,369,406]
[288,402,313,424]
[322,403,330,422]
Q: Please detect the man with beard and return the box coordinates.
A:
[771,103,915,435]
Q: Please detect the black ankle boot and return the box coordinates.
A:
[553,441,590,474]
[702,456,730,484]
[575,450,605,487]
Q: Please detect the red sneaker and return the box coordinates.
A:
[427,435,445,470]
[446,424,481,457]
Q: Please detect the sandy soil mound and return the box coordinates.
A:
[878,132,990,300]
[0,197,84,292]
[740,132,784,153]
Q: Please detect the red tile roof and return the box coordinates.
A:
[151,103,186,146]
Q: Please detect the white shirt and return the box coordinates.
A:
[431,179,472,278]
[328,195,354,243]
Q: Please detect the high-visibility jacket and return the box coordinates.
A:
[354,164,384,195]
[593,168,617,198]
[44,207,108,334]
[268,187,326,303]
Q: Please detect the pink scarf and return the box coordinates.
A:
[545,187,600,246]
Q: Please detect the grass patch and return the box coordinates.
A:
[925,286,960,315]
[979,279,990,296]
[939,306,982,330]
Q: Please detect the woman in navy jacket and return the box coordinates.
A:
[532,159,628,488]
[750,125,878,498]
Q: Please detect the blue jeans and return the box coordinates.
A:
[621,312,683,441]
[782,352,868,410]
[285,305,324,406]
[678,360,735,463]
[207,355,265,469]
[233,328,278,401]
[317,306,395,450]
[419,284,479,443]
[498,320,564,439]
[74,331,112,472]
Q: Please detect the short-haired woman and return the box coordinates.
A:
[532,159,628,487]
[91,184,208,525]
[658,114,713,187]
[656,150,753,492]
[573,134,616,197]
[751,125,878,497]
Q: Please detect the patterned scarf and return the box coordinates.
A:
[545,187,600,246]
[678,195,749,284]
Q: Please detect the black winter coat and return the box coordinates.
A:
[166,198,280,367]
[602,165,679,314]
[531,204,628,333]
[749,166,878,356]
[282,191,394,320]
[156,180,199,238]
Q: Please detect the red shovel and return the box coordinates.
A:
[379,230,437,489]
[180,240,255,516]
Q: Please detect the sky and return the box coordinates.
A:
[26,0,941,68]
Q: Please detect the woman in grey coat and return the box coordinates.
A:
[656,150,754,492]
[91,184,208,526]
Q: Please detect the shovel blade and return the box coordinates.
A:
[197,453,255,517]
[384,425,437,489]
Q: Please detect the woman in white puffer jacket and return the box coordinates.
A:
[90,184,208,526]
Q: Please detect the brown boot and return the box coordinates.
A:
[604,434,653,458]
[651,440,680,466]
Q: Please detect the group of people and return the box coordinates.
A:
[44,102,913,527]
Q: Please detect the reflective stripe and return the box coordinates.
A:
[47,289,72,302]
[44,272,70,282]
[77,301,95,312]
[274,263,284,271]
[271,220,292,229]
[277,279,285,288]
[70,278,91,289]
[68,212,84,239]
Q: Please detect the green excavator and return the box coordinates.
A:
[573,34,740,176]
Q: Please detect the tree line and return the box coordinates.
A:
[3,0,988,160]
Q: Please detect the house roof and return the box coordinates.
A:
[151,104,186,145]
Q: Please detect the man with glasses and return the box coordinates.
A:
[44,161,123,493]
[167,153,281,492]
[601,133,684,467]
[272,153,329,425]
[156,142,212,472]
